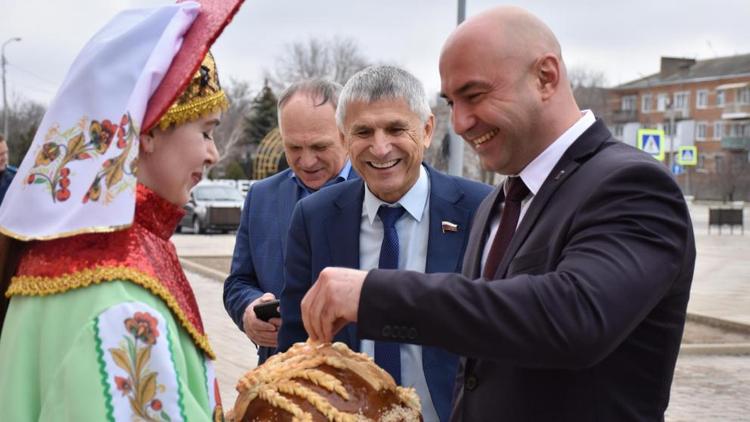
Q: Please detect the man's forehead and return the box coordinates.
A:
[345,99,415,123]
[0,142,7,153]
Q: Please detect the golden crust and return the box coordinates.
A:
[231,341,421,421]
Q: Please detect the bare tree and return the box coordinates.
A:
[211,79,254,170]
[2,96,46,166]
[568,66,608,117]
[713,151,750,201]
[266,37,371,91]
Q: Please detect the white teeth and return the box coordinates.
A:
[369,159,399,169]
[472,128,499,146]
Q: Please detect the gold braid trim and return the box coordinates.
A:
[157,90,229,130]
[7,266,216,359]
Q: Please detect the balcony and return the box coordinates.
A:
[671,108,691,120]
[721,136,750,151]
[721,103,750,120]
[610,109,637,123]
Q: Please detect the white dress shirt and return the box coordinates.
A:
[359,165,439,422]
[481,111,596,269]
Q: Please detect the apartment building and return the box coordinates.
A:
[607,54,750,200]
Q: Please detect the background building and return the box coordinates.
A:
[607,54,750,201]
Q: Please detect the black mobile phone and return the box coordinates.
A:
[253,299,280,322]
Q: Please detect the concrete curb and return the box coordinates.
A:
[687,312,750,334]
[680,343,750,356]
[180,257,228,281]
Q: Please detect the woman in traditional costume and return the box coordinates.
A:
[0,0,243,420]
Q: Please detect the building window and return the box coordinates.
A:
[739,87,750,104]
[621,95,636,111]
[714,121,723,140]
[696,90,708,109]
[658,122,676,137]
[696,122,707,140]
[716,90,725,106]
[715,155,723,173]
[673,91,689,110]
[641,94,652,113]
[727,122,743,137]
[613,124,624,138]
[657,93,669,111]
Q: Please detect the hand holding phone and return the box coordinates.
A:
[253,299,280,322]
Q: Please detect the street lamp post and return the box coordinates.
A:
[447,0,466,177]
[2,37,22,141]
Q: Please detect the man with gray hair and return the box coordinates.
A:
[223,79,357,365]
[300,7,695,421]
[278,65,490,422]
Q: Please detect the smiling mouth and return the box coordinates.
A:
[191,172,203,185]
[368,159,400,169]
[470,128,499,146]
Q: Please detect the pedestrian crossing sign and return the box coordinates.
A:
[637,129,665,161]
[676,146,698,166]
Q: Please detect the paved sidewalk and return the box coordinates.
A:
[684,202,750,327]
[173,200,750,415]
[173,200,750,329]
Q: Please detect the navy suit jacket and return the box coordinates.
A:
[278,165,491,422]
[358,121,696,421]
[0,166,17,205]
[223,168,357,363]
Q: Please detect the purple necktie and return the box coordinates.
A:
[483,177,530,278]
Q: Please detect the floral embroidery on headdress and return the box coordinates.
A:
[25,112,137,204]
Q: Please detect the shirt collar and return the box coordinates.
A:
[290,160,353,194]
[518,110,595,196]
[363,164,429,225]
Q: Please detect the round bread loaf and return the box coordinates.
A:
[230,341,422,421]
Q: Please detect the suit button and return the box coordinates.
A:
[398,326,408,339]
[408,328,417,339]
[465,375,478,391]
[382,326,392,337]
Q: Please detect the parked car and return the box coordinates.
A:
[178,182,245,234]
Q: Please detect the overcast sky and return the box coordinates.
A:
[2,0,749,106]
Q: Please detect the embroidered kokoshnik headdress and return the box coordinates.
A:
[0,0,244,358]
[0,0,238,241]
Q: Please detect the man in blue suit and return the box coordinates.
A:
[278,66,491,422]
[223,79,357,365]
[0,137,17,205]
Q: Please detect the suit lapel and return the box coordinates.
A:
[327,181,364,271]
[495,119,613,277]
[327,181,365,351]
[463,186,503,278]
[425,168,472,273]
[277,176,298,262]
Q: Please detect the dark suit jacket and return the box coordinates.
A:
[278,165,491,422]
[358,120,696,421]
[223,167,357,363]
[0,165,17,206]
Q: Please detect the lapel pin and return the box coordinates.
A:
[553,169,566,181]
[441,221,459,233]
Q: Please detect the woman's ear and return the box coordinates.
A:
[139,130,156,154]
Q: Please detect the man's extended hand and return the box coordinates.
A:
[242,293,281,347]
[302,267,366,342]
